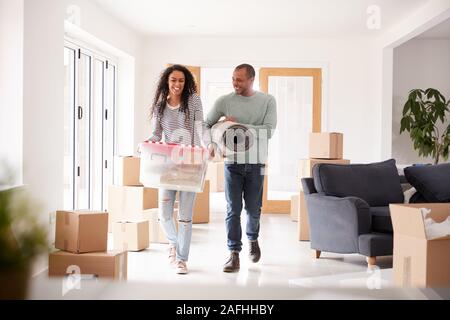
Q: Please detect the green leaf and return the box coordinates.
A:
[403,100,412,116]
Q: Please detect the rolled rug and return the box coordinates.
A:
[211,121,255,157]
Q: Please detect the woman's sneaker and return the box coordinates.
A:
[168,246,176,265]
[175,260,188,274]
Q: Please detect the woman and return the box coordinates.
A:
[147,65,204,274]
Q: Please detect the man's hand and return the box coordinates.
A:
[219,116,236,123]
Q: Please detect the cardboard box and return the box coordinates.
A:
[142,208,178,244]
[193,180,210,224]
[55,210,108,253]
[297,191,310,241]
[115,156,142,186]
[290,194,299,222]
[48,250,127,280]
[297,158,350,190]
[206,161,225,192]
[113,220,149,252]
[309,132,343,159]
[107,186,158,232]
[390,203,450,287]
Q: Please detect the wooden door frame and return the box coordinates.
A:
[259,68,322,214]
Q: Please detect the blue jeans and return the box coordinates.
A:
[158,189,197,261]
[224,163,265,252]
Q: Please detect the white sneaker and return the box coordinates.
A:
[175,260,188,274]
[168,246,176,265]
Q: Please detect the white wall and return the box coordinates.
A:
[61,0,146,156]
[0,0,23,185]
[138,36,381,163]
[17,0,144,273]
[378,0,450,160]
[393,39,450,164]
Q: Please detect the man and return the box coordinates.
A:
[204,64,277,272]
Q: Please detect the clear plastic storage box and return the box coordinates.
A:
[139,142,208,193]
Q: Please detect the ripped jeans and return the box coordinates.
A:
[158,189,197,262]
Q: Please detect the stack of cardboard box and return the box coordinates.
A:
[206,160,225,192]
[109,156,158,247]
[294,133,350,241]
[108,156,158,232]
[48,210,127,280]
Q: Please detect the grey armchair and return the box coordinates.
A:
[301,159,404,266]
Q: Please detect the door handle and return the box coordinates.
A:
[78,106,83,120]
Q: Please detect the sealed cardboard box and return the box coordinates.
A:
[48,250,127,280]
[206,161,225,192]
[174,180,210,224]
[297,191,310,241]
[290,194,299,222]
[115,156,142,186]
[113,220,149,252]
[390,203,450,287]
[55,210,108,253]
[142,208,178,244]
[193,180,210,224]
[108,186,158,232]
[309,132,343,159]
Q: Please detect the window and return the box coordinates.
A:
[64,41,116,211]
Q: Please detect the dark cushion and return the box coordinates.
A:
[409,191,428,203]
[404,163,450,202]
[369,207,393,233]
[313,159,404,207]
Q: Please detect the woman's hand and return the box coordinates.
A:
[207,143,218,160]
[137,140,149,154]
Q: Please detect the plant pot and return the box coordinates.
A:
[0,265,30,300]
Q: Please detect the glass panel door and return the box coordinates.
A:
[74,52,91,210]
[267,76,313,198]
[91,59,104,211]
[259,68,322,214]
[103,63,116,210]
[63,47,75,210]
[63,42,117,212]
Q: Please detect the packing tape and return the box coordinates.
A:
[402,256,411,286]
[119,253,125,280]
[65,212,70,225]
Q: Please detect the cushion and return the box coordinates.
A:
[313,159,404,207]
[409,191,428,203]
[369,207,393,233]
[404,163,450,202]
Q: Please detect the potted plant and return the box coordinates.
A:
[400,88,450,164]
[0,164,48,299]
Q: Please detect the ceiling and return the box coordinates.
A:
[416,17,450,39]
[94,0,429,37]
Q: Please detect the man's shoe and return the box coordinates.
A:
[175,260,188,274]
[249,240,261,263]
[223,251,240,273]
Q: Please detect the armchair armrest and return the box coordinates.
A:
[305,193,372,254]
[301,178,316,195]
